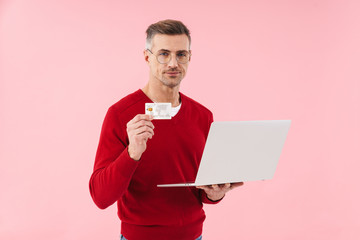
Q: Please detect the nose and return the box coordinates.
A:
[167,53,179,68]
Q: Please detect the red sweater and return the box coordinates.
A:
[89,89,220,240]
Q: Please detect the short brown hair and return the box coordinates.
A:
[145,19,191,49]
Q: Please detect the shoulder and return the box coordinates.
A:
[109,89,144,113]
[180,92,213,121]
[181,92,212,114]
[101,89,145,135]
[110,89,143,111]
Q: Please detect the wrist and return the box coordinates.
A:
[206,193,225,202]
[127,146,140,161]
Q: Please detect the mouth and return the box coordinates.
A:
[166,71,180,76]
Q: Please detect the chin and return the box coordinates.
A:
[161,78,182,88]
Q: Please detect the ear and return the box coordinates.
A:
[144,49,150,64]
[188,50,192,62]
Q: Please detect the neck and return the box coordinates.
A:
[142,82,181,107]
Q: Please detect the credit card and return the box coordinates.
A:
[145,103,172,119]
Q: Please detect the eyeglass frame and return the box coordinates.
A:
[146,49,191,64]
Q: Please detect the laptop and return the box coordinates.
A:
[157,120,291,187]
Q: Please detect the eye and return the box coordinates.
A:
[177,52,187,57]
[159,52,169,56]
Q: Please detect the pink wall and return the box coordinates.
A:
[1,0,359,239]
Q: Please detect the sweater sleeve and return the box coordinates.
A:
[89,106,139,209]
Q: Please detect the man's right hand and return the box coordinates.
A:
[126,114,155,161]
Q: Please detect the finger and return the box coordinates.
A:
[133,120,155,130]
[134,114,154,123]
[217,183,230,189]
[138,131,154,141]
[127,114,142,125]
[127,120,155,134]
[134,125,155,136]
[128,117,155,131]
[144,132,154,141]
[128,119,155,131]
[231,182,244,189]
[128,114,154,125]
[197,185,212,191]
[134,132,153,143]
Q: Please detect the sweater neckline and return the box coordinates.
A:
[137,89,185,124]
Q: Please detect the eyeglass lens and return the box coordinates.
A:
[156,50,190,64]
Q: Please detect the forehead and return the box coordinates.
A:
[151,34,190,52]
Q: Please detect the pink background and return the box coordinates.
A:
[1,0,359,239]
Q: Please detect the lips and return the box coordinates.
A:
[166,71,180,75]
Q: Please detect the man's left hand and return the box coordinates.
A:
[196,182,244,201]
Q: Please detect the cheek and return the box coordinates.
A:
[150,64,162,75]
[157,66,164,75]
[181,65,188,74]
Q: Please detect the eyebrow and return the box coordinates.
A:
[158,49,188,53]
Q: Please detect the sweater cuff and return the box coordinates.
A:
[200,189,223,204]
[113,146,140,179]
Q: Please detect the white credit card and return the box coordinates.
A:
[145,103,172,119]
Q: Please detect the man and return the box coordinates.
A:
[89,19,243,240]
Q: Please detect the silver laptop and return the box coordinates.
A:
[157,120,291,187]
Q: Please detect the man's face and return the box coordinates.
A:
[145,34,191,89]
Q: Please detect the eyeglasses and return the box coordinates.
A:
[146,49,191,64]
